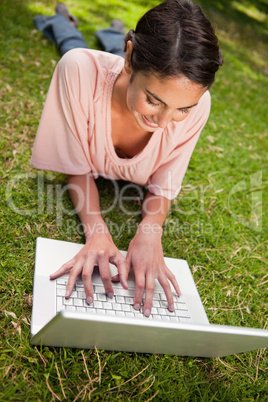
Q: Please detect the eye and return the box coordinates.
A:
[146,96,159,107]
[178,108,190,114]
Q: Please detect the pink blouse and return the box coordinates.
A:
[31,48,211,199]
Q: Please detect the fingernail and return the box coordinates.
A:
[144,309,150,317]
[169,304,174,312]
[134,303,140,310]
[107,292,114,299]
[65,290,70,298]
[86,296,93,305]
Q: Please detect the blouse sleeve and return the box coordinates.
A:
[147,91,211,200]
[31,49,98,175]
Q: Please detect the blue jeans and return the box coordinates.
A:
[33,14,125,57]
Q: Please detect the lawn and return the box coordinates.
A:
[0,0,267,400]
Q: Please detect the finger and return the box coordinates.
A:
[165,268,182,296]
[158,273,175,312]
[111,274,120,282]
[65,258,85,299]
[133,270,145,311]
[98,250,114,297]
[115,256,128,289]
[110,251,128,289]
[82,252,95,305]
[49,258,76,280]
[143,274,155,317]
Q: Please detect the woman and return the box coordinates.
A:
[31,0,223,316]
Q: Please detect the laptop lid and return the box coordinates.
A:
[31,310,268,357]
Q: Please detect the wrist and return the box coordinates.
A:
[83,220,109,240]
[137,222,163,236]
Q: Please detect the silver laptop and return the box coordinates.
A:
[31,237,268,357]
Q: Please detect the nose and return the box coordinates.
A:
[155,110,173,128]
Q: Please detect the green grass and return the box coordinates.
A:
[0,0,267,400]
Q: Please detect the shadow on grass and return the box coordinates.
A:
[198,0,268,36]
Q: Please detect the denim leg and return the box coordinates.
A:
[34,14,125,57]
[95,28,125,57]
[33,14,88,55]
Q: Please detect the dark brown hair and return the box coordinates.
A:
[124,0,223,88]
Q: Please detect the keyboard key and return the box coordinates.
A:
[177,310,190,318]
[103,302,113,310]
[160,301,168,309]
[112,288,135,297]
[166,309,175,316]
[74,298,83,307]
[106,310,116,316]
[134,312,143,318]
[76,307,86,313]
[57,297,64,311]
[161,316,170,321]
[67,306,76,311]
[97,293,107,302]
[112,303,122,311]
[174,303,188,310]
[179,317,192,323]
[85,301,94,308]
[115,296,125,304]
[96,309,106,315]
[94,286,105,294]
[115,311,125,317]
[57,284,67,290]
[93,301,103,309]
[125,297,134,305]
[56,279,67,285]
[63,298,73,306]
[87,308,96,314]
[152,315,162,321]
[57,288,67,297]
[122,304,131,312]
[125,312,135,318]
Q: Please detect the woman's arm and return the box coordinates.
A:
[50,173,128,303]
[127,191,181,316]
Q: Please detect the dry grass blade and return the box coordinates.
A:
[145,389,160,402]
[107,363,151,392]
[45,375,62,401]
[55,362,67,399]
[217,358,238,371]
[35,347,48,367]
[94,346,102,385]
[81,350,93,384]
[131,374,156,398]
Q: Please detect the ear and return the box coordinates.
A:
[124,41,133,74]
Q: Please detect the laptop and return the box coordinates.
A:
[30,237,268,357]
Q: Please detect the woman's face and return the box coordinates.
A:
[126,72,207,132]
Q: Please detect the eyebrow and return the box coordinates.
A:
[145,89,198,110]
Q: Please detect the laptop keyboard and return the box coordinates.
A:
[56,279,192,323]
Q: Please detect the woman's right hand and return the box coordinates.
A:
[50,227,128,305]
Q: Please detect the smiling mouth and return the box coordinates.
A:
[142,115,159,129]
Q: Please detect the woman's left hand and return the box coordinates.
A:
[126,222,181,317]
